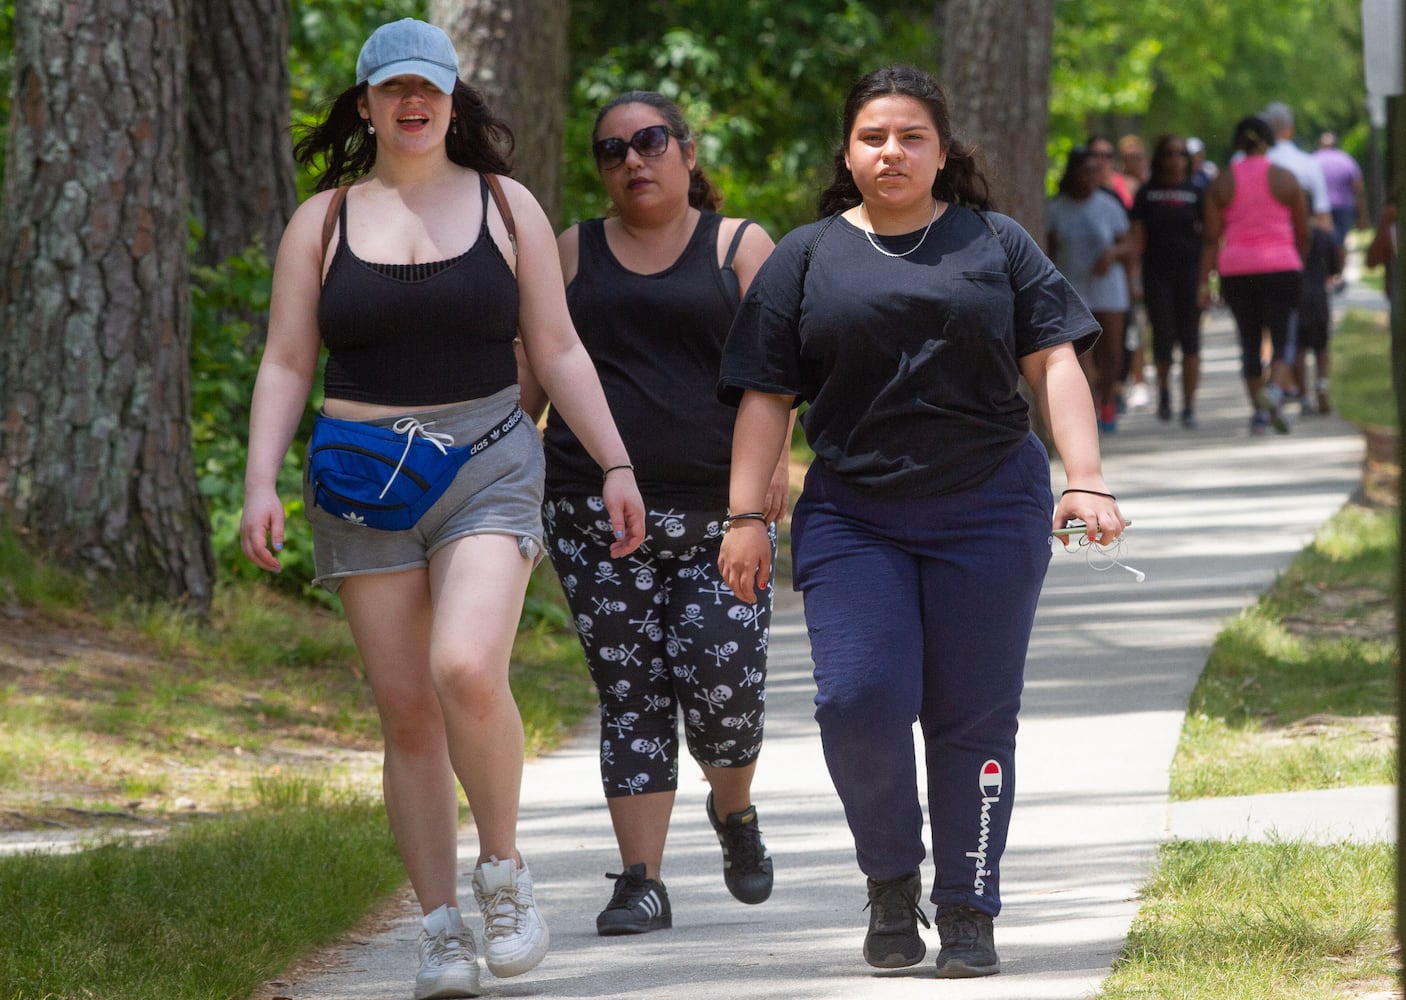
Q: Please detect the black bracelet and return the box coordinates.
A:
[1062,488,1117,501]
[602,464,634,477]
[723,511,767,531]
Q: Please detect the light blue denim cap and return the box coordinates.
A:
[356,18,459,94]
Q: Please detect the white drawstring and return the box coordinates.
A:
[379,418,457,499]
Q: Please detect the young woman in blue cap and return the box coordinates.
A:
[240,18,645,999]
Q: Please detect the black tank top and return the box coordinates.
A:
[543,211,746,507]
[318,175,519,406]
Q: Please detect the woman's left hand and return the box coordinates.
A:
[603,470,647,557]
[1053,489,1127,548]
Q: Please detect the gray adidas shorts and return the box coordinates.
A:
[303,385,545,593]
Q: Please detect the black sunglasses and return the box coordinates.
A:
[592,124,675,170]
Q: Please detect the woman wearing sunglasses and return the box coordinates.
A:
[519,91,786,937]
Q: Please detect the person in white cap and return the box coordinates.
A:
[1186,137,1217,190]
[1261,101,1332,232]
[240,17,646,999]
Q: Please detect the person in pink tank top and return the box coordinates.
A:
[1199,116,1308,435]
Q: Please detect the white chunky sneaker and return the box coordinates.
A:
[414,904,481,999]
[471,855,550,978]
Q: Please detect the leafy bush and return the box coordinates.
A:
[190,244,326,601]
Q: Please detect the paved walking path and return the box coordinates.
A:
[264,289,1392,999]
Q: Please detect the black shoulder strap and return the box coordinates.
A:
[723,219,753,268]
[719,218,754,302]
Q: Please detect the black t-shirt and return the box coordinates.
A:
[1131,180,1204,274]
[718,206,1098,498]
[544,211,742,507]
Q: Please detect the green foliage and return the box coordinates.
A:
[287,0,427,196]
[189,244,326,601]
[1049,0,1366,190]
[562,1,933,235]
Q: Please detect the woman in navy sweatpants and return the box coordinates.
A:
[717,66,1125,979]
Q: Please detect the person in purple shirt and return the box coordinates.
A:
[1313,131,1368,286]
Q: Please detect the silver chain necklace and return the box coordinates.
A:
[861,199,940,258]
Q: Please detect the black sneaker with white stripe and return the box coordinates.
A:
[706,792,774,904]
[596,864,672,936]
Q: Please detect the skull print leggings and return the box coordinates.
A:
[543,495,774,799]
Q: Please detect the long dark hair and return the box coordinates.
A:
[294,80,514,192]
[592,91,722,211]
[1231,116,1274,157]
[816,65,992,219]
[1057,146,1096,197]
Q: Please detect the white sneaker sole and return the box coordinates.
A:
[484,923,549,978]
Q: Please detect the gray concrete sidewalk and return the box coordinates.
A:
[263,291,1389,1000]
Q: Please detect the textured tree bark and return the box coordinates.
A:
[938,0,1054,238]
[188,0,298,268]
[431,0,570,227]
[0,0,216,614]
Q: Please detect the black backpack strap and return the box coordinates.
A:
[802,213,841,284]
[974,208,1016,281]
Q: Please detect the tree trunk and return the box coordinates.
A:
[188,0,298,268]
[0,0,215,615]
[432,0,570,228]
[938,0,1054,238]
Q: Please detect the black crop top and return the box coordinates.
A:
[318,175,519,406]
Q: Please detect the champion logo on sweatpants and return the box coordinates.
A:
[978,759,1003,798]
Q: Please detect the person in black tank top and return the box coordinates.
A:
[518,91,786,936]
[239,19,646,998]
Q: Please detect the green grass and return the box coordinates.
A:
[1169,504,1397,799]
[1102,840,1396,999]
[1099,292,1400,999]
[1332,308,1397,429]
[0,780,403,1000]
[0,543,596,998]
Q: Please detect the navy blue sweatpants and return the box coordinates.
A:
[790,434,1052,917]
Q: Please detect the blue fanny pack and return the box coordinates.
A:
[308,406,523,531]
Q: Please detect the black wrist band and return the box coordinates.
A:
[603,464,634,477]
[1062,488,1117,501]
[723,511,767,531]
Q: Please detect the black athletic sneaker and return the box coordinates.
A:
[705,793,773,904]
[934,905,1000,978]
[596,864,672,936]
[862,870,929,968]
